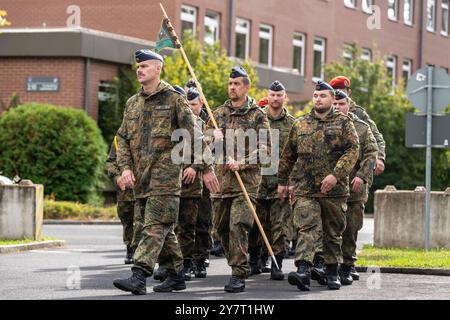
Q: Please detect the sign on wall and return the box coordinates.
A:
[26,77,59,92]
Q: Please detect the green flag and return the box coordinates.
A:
[156,18,179,52]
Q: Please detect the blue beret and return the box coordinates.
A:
[269,80,286,92]
[187,87,200,101]
[230,66,248,79]
[185,78,201,89]
[173,85,186,96]
[334,89,348,100]
[315,80,334,91]
[135,49,164,63]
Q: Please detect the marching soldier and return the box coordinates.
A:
[329,75,386,280]
[278,81,359,291]
[207,66,271,293]
[105,138,136,264]
[112,49,219,295]
[176,87,212,280]
[250,80,296,280]
[333,90,378,285]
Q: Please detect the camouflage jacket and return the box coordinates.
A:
[347,112,378,202]
[349,98,386,162]
[257,106,296,199]
[278,107,360,198]
[105,140,135,202]
[116,81,214,199]
[207,97,271,199]
[181,117,205,198]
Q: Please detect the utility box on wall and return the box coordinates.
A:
[0,182,44,240]
[374,186,450,249]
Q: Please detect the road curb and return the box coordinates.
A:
[356,266,450,277]
[0,240,66,254]
[44,220,121,225]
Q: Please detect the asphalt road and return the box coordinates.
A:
[1,217,450,300]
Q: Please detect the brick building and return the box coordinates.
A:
[1,0,449,119]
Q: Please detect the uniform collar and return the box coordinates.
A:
[139,80,171,99]
[225,96,256,115]
[264,106,287,121]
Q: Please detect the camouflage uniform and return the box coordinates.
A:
[176,117,211,261]
[105,141,136,247]
[349,99,385,162]
[342,112,378,266]
[207,97,271,278]
[278,107,359,265]
[251,107,296,257]
[116,81,214,276]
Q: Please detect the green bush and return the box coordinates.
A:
[44,200,117,220]
[0,103,107,203]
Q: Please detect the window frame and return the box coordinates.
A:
[292,32,306,76]
[312,37,326,82]
[181,4,197,36]
[259,24,273,66]
[235,17,251,60]
[388,0,399,21]
[204,11,220,45]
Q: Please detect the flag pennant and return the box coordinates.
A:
[155,17,180,52]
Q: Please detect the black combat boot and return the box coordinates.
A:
[153,265,169,282]
[182,260,193,281]
[288,260,311,291]
[153,270,186,292]
[124,245,134,265]
[350,265,360,280]
[194,259,207,278]
[339,264,353,286]
[326,264,341,290]
[260,252,271,273]
[270,255,284,281]
[248,246,261,276]
[224,276,245,293]
[311,255,327,285]
[210,241,224,257]
[113,268,147,295]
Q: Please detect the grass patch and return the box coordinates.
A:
[44,200,118,220]
[0,237,58,246]
[358,244,450,269]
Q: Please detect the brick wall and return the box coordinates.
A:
[0,58,119,121]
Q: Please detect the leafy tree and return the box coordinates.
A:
[162,31,266,108]
[325,43,450,211]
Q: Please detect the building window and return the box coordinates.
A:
[293,32,305,76]
[259,24,273,66]
[344,0,356,8]
[427,0,436,31]
[386,55,397,87]
[402,59,412,87]
[404,0,414,25]
[235,18,250,59]
[313,37,326,81]
[204,11,220,45]
[361,48,372,61]
[388,0,398,21]
[442,0,449,36]
[342,44,352,65]
[181,5,197,38]
[362,0,374,13]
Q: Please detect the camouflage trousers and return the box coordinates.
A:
[284,199,297,242]
[176,197,212,261]
[212,196,255,278]
[342,201,365,266]
[132,196,184,276]
[117,201,135,247]
[293,197,347,265]
[249,198,291,257]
